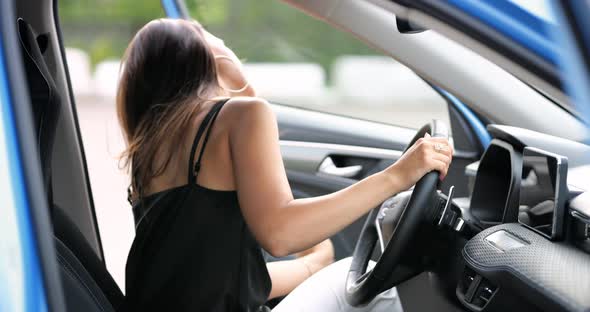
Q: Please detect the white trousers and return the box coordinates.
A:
[273,258,404,312]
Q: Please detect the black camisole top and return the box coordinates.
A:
[124,99,271,311]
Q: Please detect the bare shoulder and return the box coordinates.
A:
[222,96,276,125]
[224,96,273,116]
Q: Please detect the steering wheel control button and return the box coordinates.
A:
[484,230,528,252]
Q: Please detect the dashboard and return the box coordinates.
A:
[455,125,590,312]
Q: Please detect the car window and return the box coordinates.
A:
[188,0,450,129]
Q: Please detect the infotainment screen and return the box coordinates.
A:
[518,147,568,239]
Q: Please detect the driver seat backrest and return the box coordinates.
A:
[17,18,124,311]
[53,207,123,311]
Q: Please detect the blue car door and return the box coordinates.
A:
[0,1,64,312]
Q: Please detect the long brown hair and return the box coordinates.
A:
[117,18,220,200]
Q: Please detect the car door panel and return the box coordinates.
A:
[275,104,415,150]
[279,127,405,259]
[277,105,409,259]
[281,140,402,174]
[276,101,482,260]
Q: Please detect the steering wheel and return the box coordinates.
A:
[345,120,449,306]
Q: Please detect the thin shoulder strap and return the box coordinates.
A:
[187,98,230,184]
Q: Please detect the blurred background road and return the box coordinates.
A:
[61,0,449,289]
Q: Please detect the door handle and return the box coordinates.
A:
[318,157,362,178]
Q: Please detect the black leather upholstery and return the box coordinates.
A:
[56,237,116,312]
[17,18,124,311]
[53,206,124,310]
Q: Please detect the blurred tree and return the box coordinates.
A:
[59,0,164,67]
[59,0,163,22]
[189,0,378,80]
[58,0,379,74]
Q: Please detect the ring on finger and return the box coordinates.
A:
[434,143,446,152]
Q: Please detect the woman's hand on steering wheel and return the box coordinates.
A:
[345,121,452,307]
[386,133,453,191]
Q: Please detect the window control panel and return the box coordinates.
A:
[456,267,498,311]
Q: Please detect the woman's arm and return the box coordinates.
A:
[267,239,334,300]
[228,98,452,257]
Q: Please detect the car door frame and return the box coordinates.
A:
[550,1,590,128]
[0,0,64,310]
[381,0,585,122]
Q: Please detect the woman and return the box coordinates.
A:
[119,19,452,311]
